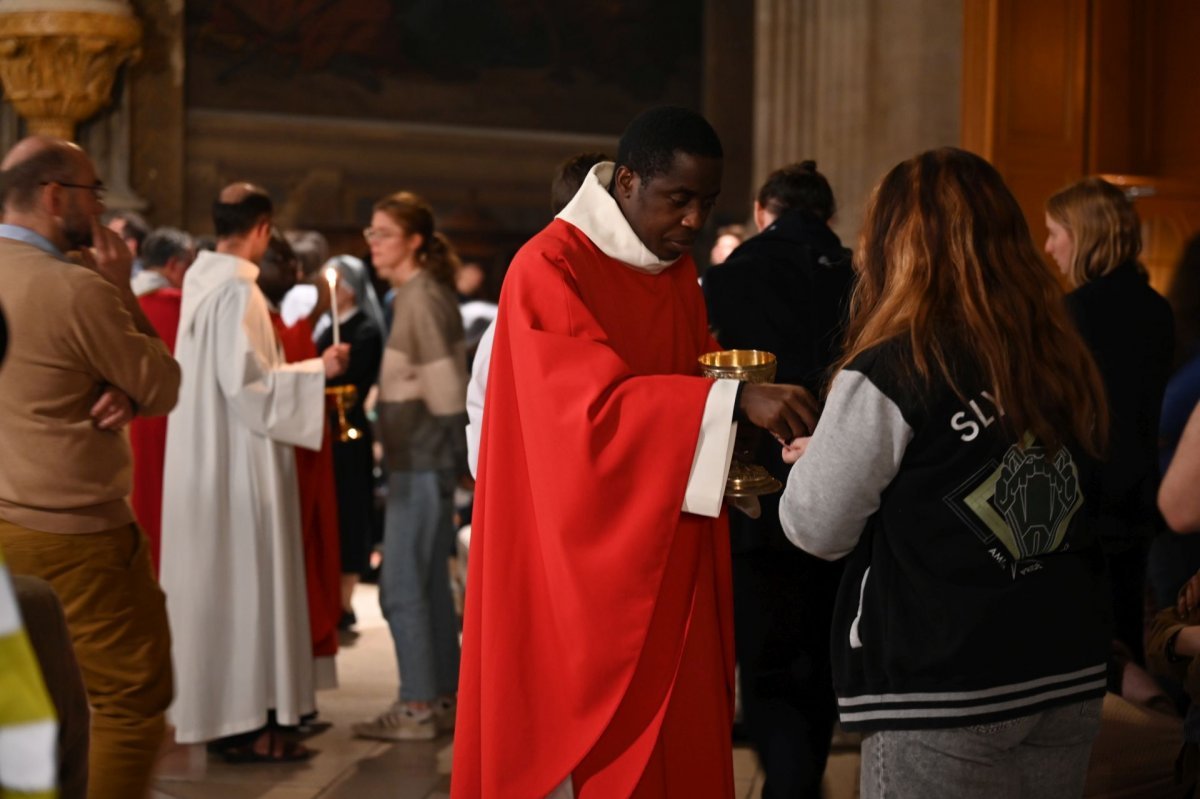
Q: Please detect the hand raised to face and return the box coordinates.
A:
[84,217,134,287]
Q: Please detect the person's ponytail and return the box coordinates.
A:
[421,231,461,289]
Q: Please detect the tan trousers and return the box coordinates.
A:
[0,521,172,799]
[1084,692,1189,799]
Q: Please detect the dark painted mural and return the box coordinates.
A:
[187,0,703,133]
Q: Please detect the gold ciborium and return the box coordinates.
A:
[698,349,783,497]
[325,384,363,442]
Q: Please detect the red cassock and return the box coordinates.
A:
[130,287,182,574]
[453,220,736,797]
[270,313,343,660]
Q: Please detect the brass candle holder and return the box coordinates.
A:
[325,384,363,442]
[698,349,783,497]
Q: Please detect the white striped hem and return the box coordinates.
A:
[0,718,57,793]
[838,664,1106,707]
[839,677,1106,725]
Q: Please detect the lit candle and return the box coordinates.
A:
[324,266,340,347]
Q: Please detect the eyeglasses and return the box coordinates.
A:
[42,180,106,200]
[362,227,400,242]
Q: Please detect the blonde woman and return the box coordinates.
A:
[1047,177,1174,663]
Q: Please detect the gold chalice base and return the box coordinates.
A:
[726,460,783,497]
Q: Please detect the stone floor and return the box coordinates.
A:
[152,585,857,798]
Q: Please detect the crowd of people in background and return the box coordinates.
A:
[3,102,1200,799]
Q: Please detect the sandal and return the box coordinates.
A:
[218,729,316,764]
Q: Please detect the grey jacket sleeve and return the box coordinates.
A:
[779,369,914,560]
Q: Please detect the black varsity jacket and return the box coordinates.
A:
[780,339,1110,731]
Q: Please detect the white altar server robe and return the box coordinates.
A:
[161,251,326,743]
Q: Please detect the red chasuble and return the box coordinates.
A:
[130,287,182,574]
[269,313,342,660]
[453,220,736,797]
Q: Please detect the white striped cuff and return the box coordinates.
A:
[0,718,57,793]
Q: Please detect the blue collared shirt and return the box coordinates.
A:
[0,223,66,260]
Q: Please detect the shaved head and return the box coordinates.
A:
[0,136,90,213]
[1,135,82,171]
[218,182,268,205]
[212,182,272,240]
[211,181,273,262]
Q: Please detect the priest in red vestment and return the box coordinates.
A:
[453,107,818,798]
[129,227,194,573]
[259,231,344,681]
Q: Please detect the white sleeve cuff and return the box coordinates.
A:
[281,357,328,452]
[682,379,739,517]
[466,321,495,478]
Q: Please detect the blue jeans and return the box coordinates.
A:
[380,470,460,703]
[860,698,1103,798]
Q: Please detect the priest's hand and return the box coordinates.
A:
[84,218,135,287]
[739,384,819,443]
[322,343,350,378]
[91,386,134,431]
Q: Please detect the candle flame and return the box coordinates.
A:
[324,266,338,286]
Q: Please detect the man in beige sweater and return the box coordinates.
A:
[0,136,181,799]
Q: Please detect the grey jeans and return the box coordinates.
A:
[380,470,461,703]
[860,698,1103,799]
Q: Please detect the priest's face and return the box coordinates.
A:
[615,152,722,261]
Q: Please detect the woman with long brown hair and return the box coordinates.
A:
[780,148,1111,797]
[1046,177,1173,664]
[352,191,469,742]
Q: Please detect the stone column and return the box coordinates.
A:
[752,0,963,242]
[0,0,141,142]
[125,0,186,224]
[704,0,755,223]
[79,80,144,211]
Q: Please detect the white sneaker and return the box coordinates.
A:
[434,696,456,733]
[352,702,437,741]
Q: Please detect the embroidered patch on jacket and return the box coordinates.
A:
[944,433,1083,575]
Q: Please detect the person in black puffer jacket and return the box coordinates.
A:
[703,161,854,799]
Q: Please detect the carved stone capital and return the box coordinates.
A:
[0,10,141,141]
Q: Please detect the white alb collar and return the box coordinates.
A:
[131,269,172,297]
[555,162,680,275]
